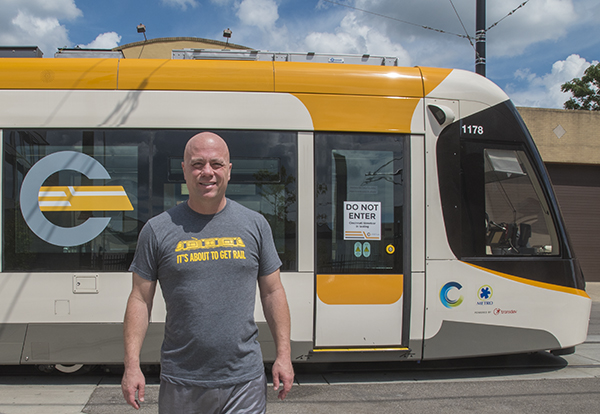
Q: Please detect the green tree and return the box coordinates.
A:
[561,62,600,110]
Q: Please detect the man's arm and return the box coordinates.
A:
[121,273,157,410]
[258,269,294,400]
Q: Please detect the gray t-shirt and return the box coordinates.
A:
[129,199,282,387]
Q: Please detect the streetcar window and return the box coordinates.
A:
[3,130,144,272]
[436,102,563,261]
[484,149,559,256]
[315,133,405,274]
[3,130,297,272]
[158,131,297,271]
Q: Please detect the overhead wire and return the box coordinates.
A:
[320,0,470,39]
[449,0,476,51]
[487,1,530,31]
[320,0,531,41]
[447,0,531,65]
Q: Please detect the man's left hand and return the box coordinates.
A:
[271,357,294,400]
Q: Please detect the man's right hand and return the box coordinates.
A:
[122,273,156,409]
[121,366,146,410]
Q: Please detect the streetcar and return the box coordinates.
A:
[0,50,590,371]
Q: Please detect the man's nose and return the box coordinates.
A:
[199,164,214,177]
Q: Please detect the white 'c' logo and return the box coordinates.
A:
[20,151,133,247]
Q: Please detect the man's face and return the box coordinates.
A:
[182,134,231,211]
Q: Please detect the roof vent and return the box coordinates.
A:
[172,49,398,66]
[0,46,43,58]
[54,48,124,58]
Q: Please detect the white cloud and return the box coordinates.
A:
[313,0,581,67]
[78,32,122,49]
[298,0,470,67]
[12,10,62,37]
[305,14,365,54]
[0,0,82,56]
[236,0,279,29]
[224,0,289,50]
[304,13,411,64]
[487,0,577,57]
[508,54,598,108]
[161,0,198,10]
[12,0,82,20]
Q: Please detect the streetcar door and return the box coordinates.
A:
[314,133,407,347]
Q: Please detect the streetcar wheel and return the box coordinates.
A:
[54,364,85,373]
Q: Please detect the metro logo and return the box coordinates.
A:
[39,186,133,211]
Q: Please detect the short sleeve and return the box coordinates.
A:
[257,215,282,277]
[128,221,160,281]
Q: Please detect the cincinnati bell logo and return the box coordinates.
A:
[20,151,133,247]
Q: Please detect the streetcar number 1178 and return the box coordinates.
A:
[462,125,484,135]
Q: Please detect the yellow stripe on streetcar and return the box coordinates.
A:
[317,274,403,305]
[38,186,133,211]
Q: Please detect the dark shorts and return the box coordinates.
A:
[158,372,267,414]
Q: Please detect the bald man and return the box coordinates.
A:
[122,132,294,413]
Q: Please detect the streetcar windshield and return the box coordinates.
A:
[484,149,559,256]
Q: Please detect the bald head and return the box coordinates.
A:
[182,132,232,214]
[184,132,230,165]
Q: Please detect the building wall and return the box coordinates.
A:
[113,37,249,59]
[518,107,600,282]
[546,164,600,283]
[517,107,600,165]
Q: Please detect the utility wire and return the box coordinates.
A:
[487,1,530,31]
[447,0,531,63]
[321,0,531,40]
[320,0,470,39]
[449,0,475,49]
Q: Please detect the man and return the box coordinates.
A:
[121,132,294,412]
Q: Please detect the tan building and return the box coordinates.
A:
[113,36,250,59]
[518,107,600,282]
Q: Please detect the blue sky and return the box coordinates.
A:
[0,0,598,109]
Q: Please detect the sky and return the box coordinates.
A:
[0,0,598,109]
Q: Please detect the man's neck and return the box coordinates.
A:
[186,198,227,215]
